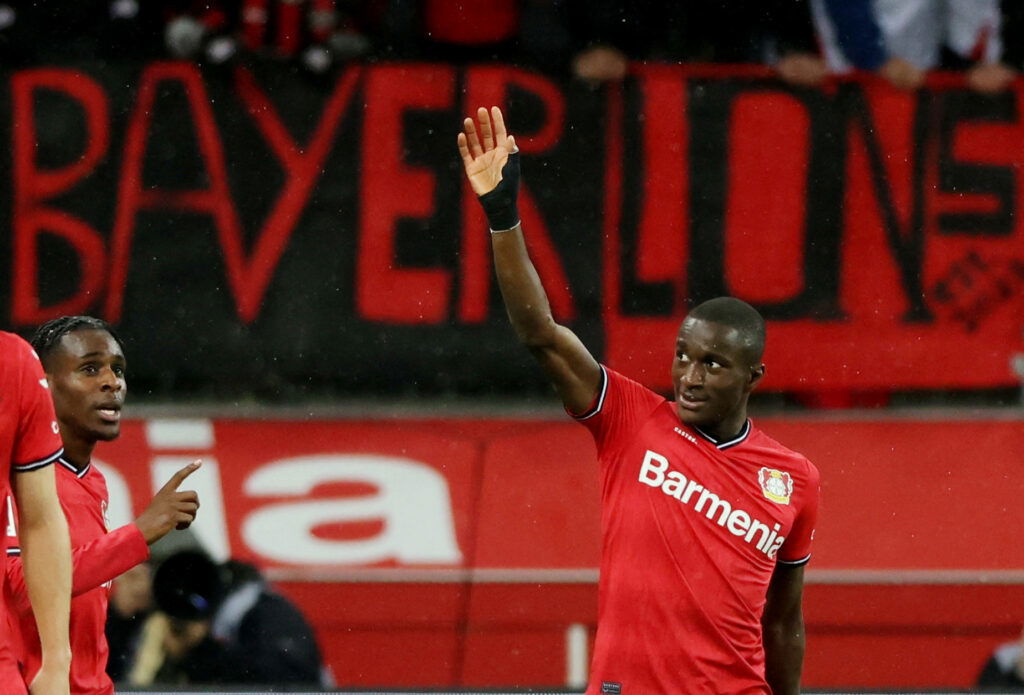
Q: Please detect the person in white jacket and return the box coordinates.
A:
[812,0,1016,92]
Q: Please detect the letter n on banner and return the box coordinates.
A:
[603,65,688,385]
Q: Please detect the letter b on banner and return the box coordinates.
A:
[11,69,109,323]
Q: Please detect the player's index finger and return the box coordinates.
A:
[456,132,473,166]
[165,460,202,489]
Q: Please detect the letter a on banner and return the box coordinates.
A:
[242,455,462,566]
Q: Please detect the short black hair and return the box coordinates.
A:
[30,316,124,369]
[687,297,766,364]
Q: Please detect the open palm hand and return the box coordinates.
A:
[457,106,517,196]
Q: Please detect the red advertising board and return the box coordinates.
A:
[97,415,1022,688]
[102,416,1022,573]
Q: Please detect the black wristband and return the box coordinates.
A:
[478,150,521,231]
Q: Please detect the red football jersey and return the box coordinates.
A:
[574,367,820,695]
[0,333,63,694]
[5,459,148,695]
[0,332,64,531]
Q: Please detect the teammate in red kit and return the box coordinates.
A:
[458,108,820,694]
[2,317,201,695]
[0,331,73,695]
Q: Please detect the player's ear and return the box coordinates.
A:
[748,363,765,390]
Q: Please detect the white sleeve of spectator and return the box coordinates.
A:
[946,0,1003,64]
[809,0,852,73]
[875,0,940,69]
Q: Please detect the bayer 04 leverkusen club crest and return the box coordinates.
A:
[758,468,793,505]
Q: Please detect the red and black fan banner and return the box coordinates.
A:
[1,62,1021,395]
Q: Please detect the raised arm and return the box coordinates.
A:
[458,106,601,414]
[6,523,149,616]
[761,563,807,695]
[13,467,72,695]
[6,461,200,615]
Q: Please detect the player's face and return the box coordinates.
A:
[46,329,127,445]
[671,317,763,437]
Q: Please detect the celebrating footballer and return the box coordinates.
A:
[458,106,821,695]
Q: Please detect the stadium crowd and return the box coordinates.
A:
[0,0,1021,89]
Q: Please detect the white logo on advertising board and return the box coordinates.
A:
[242,454,462,566]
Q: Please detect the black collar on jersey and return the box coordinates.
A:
[694,419,752,450]
[57,456,91,479]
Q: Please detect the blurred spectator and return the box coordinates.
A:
[1002,0,1024,73]
[812,0,1017,92]
[107,529,210,685]
[376,0,570,70]
[105,563,154,684]
[977,627,1024,690]
[163,2,239,67]
[566,0,826,86]
[0,4,17,62]
[165,1,380,74]
[128,551,328,688]
[0,0,840,86]
[239,0,379,66]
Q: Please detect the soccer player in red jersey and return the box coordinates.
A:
[0,331,73,695]
[2,317,201,695]
[459,108,821,694]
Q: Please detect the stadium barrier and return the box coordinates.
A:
[93,414,1022,690]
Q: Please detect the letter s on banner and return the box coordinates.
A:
[242,455,462,565]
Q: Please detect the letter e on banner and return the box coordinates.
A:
[357,65,454,324]
[242,455,462,566]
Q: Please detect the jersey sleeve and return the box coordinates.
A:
[12,338,62,473]
[567,366,666,458]
[776,462,820,566]
[6,523,150,616]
